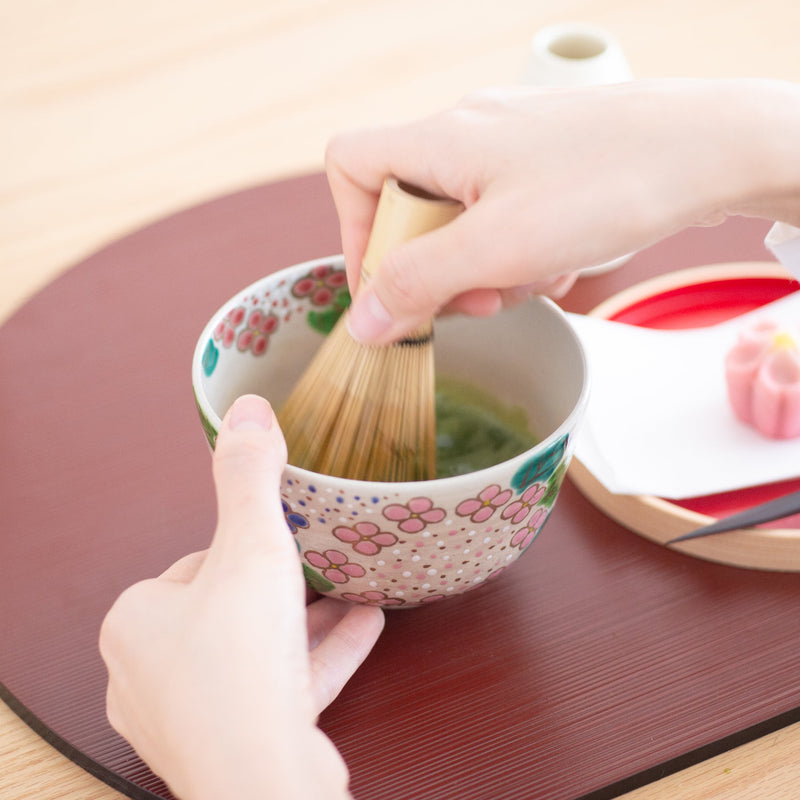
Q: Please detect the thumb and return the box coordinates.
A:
[345,207,505,345]
[208,394,294,567]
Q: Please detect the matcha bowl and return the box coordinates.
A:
[192,255,588,607]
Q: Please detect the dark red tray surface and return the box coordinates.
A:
[2,172,800,800]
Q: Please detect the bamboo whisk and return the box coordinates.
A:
[279,178,462,481]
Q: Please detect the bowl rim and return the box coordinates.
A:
[192,254,590,489]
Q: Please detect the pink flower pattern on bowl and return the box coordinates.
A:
[236,440,569,606]
[510,506,549,551]
[213,306,247,348]
[383,497,447,533]
[205,263,347,367]
[340,590,405,606]
[291,264,348,306]
[236,309,279,355]
[455,484,513,523]
[725,319,800,439]
[276,443,568,606]
[212,305,280,356]
[333,521,398,556]
[304,549,366,584]
[501,483,547,525]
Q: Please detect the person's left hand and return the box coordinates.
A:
[100,394,384,800]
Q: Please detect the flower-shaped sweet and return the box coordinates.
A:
[725,320,800,439]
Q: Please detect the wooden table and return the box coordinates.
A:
[2,2,800,798]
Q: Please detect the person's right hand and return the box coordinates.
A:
[327,78,800,344]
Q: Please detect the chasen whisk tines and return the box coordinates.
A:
[279,178,462,482]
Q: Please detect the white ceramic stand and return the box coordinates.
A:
[523,22,633,87]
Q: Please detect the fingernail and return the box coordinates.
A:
[229,394,274,431]
[346,289,393,343]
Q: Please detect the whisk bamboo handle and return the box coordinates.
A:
[361,178,463,280]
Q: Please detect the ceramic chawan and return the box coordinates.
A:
[192,255,588,608]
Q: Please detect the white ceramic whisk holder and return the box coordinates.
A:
[523,23,635,274]
[523,22,633,87]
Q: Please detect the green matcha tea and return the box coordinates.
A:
[434,376,538,478]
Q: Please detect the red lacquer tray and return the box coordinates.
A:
[569,261,800,571]
[3,178,800,800]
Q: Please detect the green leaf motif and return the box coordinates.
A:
[202,339,219,377]
[193,394,218,449]
[511,434,568,492]
[542,460,568,507]
[302,563,335,594]
[306,290,351,335]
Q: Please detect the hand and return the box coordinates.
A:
[99,395,385,800]
[327,78,800,344]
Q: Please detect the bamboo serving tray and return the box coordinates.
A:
[569,261,800,572]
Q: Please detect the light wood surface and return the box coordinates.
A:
[2,1,800,798]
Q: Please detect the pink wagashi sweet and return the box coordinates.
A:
[724,319,778,424]
[751,332,800,439]
[725,321,800,439]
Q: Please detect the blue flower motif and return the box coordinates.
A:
[511,434,568,492]
[202,339,219,377]
[282,499,310,534]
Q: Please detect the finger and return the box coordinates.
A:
[361,274,574,323]
[307,600,385,714]
[346,199,530,344]
[306,595,353,650]
[441,288,503,318]
[158,550,208,583]
[497,271,580,307]
[325,154,380,293]
[326,121,464,291]
[326,117,465,206]
[208,395,293,567]
[546,271,579,299]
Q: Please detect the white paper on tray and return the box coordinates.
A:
[567,290,800,499]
